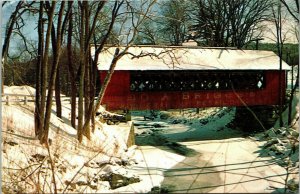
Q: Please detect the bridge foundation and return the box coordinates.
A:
[234,106,278,131]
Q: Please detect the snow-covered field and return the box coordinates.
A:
[2,85,299,193]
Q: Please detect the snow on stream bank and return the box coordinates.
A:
[132,107,241,144]
[130,103,299,193]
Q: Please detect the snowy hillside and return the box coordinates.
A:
[2,86,142,193]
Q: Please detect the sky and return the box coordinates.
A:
[1,0,298,59]
[2,1,39,58]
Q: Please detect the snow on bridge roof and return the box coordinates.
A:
[92,45,290,71]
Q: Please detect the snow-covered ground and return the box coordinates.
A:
[129,105,299,193]
[2,85,299,193]
[132,107,242,144]
[2,86,138,193]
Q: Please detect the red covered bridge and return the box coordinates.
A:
[94,46,290,111]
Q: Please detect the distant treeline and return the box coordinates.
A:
[244,43,299,65]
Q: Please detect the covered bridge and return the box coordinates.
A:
[93,46,290,111]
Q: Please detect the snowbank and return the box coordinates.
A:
[4,85,36,95]
[2,86,140,193]
[274,95,299,128]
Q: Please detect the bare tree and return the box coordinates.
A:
[35,1,45,137]
[76,1,108,142]
[41,1,74,144]
[93,0,157,112]
[278,0,299,125]
[66,2,77,128]
[33,1,72,144]
[35,1,56,142]
[159,0,190,45]
[190,0,272,48]
[272,1,284,127]
[72,0,156,142]
[2,1,35,91]
[134,18,159,45]
[51,1,73,119]
[280,0,299,22]
[4,0,158,144]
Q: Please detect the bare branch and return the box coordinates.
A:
[280,0,299,22]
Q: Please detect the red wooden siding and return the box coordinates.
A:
[100,71,286,110]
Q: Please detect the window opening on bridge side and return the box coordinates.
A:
[130,71,266,92]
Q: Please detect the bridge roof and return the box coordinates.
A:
[93,46,291,71]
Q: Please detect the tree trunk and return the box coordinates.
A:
[276,3,284,127]
[35,1,44,137]
[288,64,299,125]
[50,16,62,119]
[41,1,64,144]
[55,66,62,118]
[80,1,123,139]
[81,49,121,135]
[91,54,97,133]
[67,5,77,128]
[94,48,120,113]
[77,2,87,142]
[39,2,56,141]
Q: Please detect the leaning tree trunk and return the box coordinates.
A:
[81,48,121,136]
[94,48,120,113]
[80,1,123,139]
